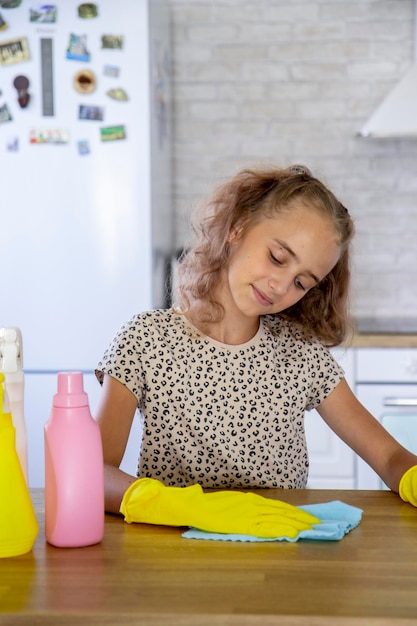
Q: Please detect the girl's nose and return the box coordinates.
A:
[268,272,292,296]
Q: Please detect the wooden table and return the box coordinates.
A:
[1,489,417,625]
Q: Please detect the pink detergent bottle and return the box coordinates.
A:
[44,372,104,547]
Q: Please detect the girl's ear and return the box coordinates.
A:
[227,220,246,243]
[228,228,240,243]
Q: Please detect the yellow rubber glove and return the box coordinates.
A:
[399,465,417,507]
[120,478,320,538]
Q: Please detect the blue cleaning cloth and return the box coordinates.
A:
[182,500,363,543]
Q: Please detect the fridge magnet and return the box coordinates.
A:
[0,13,8,30]
[100,125,125,142]
[0,103,12,123]
[0,0,22,7]
[73,69,96,94]
[66,33,90,62]
[79,104,103,121]
[41,38,54,116]
[6,137,18,151]
[29,128,69,144]
[103,64,119,78]
[77,139,90,155]
[13,75,30,108]
[101,35,123,50]
[78,3,97,18]
[30,5,57,23]
[0,36,30,66]
[106,87,128,102]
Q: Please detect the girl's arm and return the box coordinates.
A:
[95,373,139,513]
[317,378,417,492]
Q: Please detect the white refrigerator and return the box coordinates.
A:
[0,0,173,486]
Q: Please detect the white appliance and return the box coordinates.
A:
[355,349,417,489]
[0,0,172,486]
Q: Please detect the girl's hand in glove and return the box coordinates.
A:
[120,478,320,539]
[399,465,417,507]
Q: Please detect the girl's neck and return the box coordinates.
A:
[185,308,260,346]
[184,272,260,345]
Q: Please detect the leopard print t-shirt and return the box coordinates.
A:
[96,308,344,489]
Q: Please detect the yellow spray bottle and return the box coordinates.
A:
[0,327,28,483]
[0,372,38,558]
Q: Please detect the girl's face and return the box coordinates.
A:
[225,204,341,321]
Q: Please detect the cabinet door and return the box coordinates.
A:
[304,348,355,488]
[25,372,142,487]
[357,349,417,383]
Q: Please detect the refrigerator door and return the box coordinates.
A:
[0,0,171,486]
[0,0,172,371]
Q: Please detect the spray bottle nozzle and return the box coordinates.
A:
[0,327,23,373]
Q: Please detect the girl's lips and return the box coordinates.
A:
[252,285,273,306]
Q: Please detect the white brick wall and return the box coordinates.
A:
[167,0,417,319]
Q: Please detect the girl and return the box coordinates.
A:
[95,165,417,534]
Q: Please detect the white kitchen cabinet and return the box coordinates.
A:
[25,372,142,488]
[305,348,355,488]
[355,348,417,489]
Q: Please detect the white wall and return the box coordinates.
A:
[167,0,417,319]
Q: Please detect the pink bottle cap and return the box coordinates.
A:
[53,372,88,408]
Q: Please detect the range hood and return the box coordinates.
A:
[358,1,417,138]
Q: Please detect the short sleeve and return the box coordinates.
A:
[95,315,147,406]
[305,344,345,411]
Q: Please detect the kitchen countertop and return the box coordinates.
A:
[350,333,417,348]
[345,318,417,348]
[2,488,417,625]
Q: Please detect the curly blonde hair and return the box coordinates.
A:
[175,165,354,347]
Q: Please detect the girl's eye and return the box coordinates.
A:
[295,278,306,292]
[269,252,282,265]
